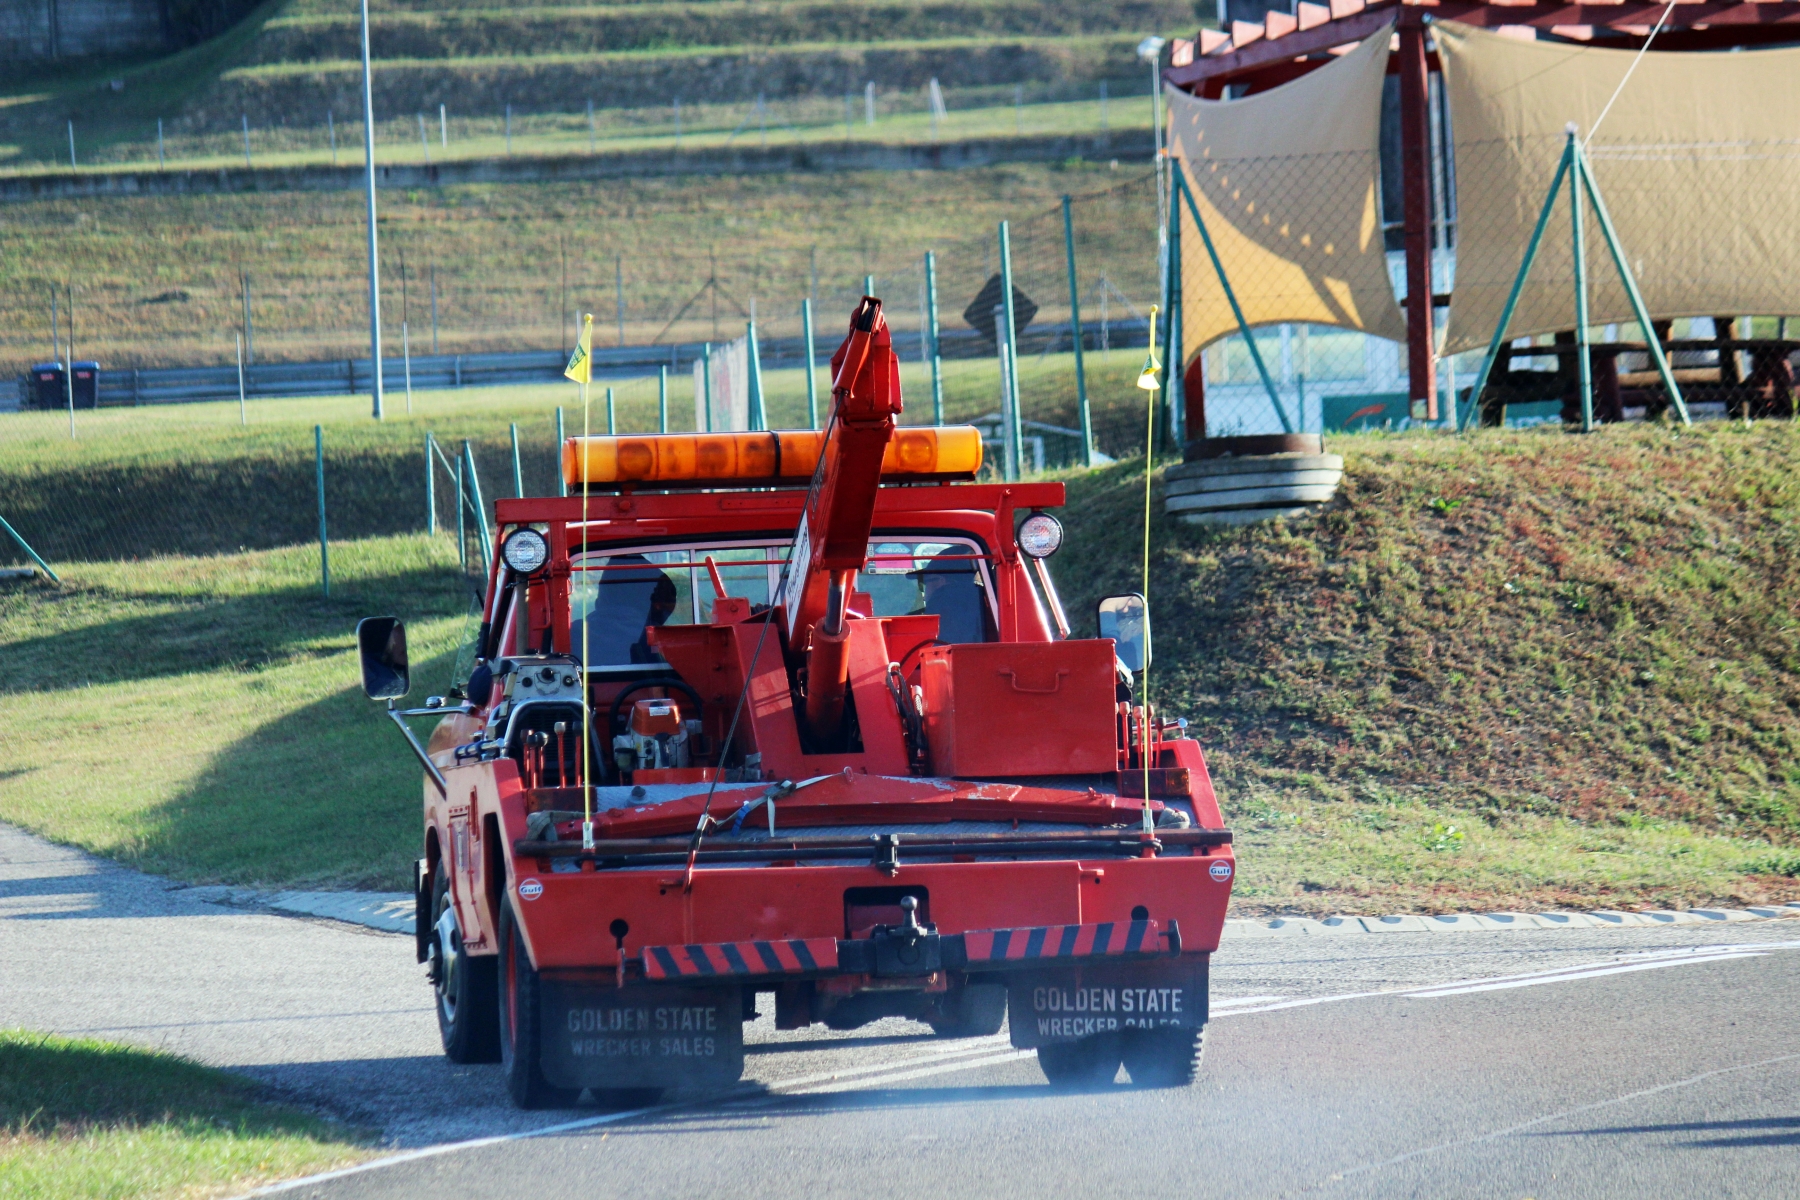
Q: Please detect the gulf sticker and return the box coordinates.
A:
[518,878,545,900]
[1209,861,1233,882]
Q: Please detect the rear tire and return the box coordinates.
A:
[1122,1025,1206,1088]
[929,982,1008,1039]
[1036,1034,1122,1088]
[498,899,582,1110]
[431,872,499,1063]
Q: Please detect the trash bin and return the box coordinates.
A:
[70,361,99,409]
[29,363,64,410]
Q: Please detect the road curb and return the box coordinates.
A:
[181,886,413,935]
[1222,903,1800,939]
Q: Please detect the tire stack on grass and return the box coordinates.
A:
[1164,434,1343,526]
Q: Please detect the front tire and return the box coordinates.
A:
[430,871,499,1063]
[1037,1034,1122,1088]
[497,899,581,1110]
[1122,1025,1206,1088]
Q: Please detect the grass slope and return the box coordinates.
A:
[1054,421,1800,913]
[7,404,1796,911]
[0,1029,372,1200]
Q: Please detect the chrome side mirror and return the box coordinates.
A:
[1097,593,1151,674]
[356,616,411,700]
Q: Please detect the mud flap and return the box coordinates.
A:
[1006,956,1208,1048]
[537,981,744,1090]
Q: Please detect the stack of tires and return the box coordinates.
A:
[1163,451,1344,526]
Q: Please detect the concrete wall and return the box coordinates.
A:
[1,0,169,61]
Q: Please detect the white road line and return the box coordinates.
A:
[1405,951,1765,997]
[1322,1050,1800,1189]
[764,1037,1011,1091]
[793,1050,1038,1093]
[1212,995,1287,1009]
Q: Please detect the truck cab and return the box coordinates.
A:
[358,299,1233,1107]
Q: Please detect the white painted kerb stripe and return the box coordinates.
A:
[1405,951,1764,997]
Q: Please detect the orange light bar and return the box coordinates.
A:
[562,425,983,488]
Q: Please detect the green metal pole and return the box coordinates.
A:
[1166,184,1184,451]
[1062,197,1094,466]
[1172,168,1289,433]
[509,422,524,497]
[863,273,875,297]
[555,406,567,496]
[702,342,714,432]
[463,440,492,579]
[999,220,1024,479]
[425,432,436,535]
[606,386,616,435]
[1570,131,1593,433]
[745,321,765,431]
[315,425,330,597]
[923,253,944,425]
[1459,142,1574,431]
[1576,148,1691,426]
[455,450,467,571]
[658,364,669,432]
[1156,178,1178,453]
[802,300,820,429]
[0,512,60,583]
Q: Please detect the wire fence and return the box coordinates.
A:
[12,79,1153,176]
[0,172,1168,576]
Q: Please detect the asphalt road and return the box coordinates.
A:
[4,822,1797,1198]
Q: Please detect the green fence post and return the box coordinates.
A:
[802,300,820,429]
[1459,141,1574,431]
[924,252,944,425]
[455,450,467,571]
[658,364,669,433]
[425,432,436,535]
[1173,168,1289,434]
[1570,130,1593,433]
[863,273,874,297]
[555,407,567,496]
[999,220,1024,479]
[462,440,492,577]
[314,425,330,597]
[1061,198,1094,466]
[1576,145,1691,425]
[746,321,765,431]
[606,386,616,435]
[701,342,714,432]
[510,422,524,497]
[0,512,60,583]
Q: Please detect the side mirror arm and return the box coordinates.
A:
[386,699,449,797]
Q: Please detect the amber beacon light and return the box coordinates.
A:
[562,426,984,489]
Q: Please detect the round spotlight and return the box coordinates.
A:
[502,528,548,575]
[1017,512,1064,559]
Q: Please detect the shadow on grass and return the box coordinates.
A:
[0,1029,338,1137]
[114,642,466,891]
[4,565,469,693]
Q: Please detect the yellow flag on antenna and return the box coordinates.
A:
[564,313,594,384]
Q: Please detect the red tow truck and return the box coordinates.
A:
[357,298,1234,1107]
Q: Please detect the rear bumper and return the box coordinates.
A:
[640,917,1181,984]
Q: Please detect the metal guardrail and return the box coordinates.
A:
[10,321,1154,411]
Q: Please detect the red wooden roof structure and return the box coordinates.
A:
[1163,0,1800,417]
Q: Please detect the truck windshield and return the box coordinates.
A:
[570,536,995,668]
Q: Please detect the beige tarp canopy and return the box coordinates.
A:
[1439,22,1800,355]
[1166,25,1408,360]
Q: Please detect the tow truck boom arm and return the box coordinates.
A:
[777,296,902,737]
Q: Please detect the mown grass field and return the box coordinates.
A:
[3,395,1798,911]
[0,1029,373,1200]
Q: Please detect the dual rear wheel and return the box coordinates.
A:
[1037,1027,1205,1089]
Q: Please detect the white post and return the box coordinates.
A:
[440,103,447,147]
[67,120,75,168]
[236,333,247,425]
[359,0,384,419]
[865,81,875,126]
